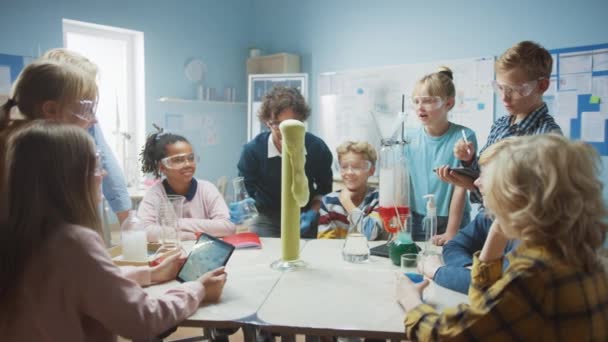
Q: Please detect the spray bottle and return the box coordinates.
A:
[422,194,437,253]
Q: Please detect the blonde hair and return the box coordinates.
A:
[479,134,607,271]
[41,48,98,77]
[496,41,552,79]
[336,141,377,165]
[0,121,102,325]
[0,60,98,130]
[413,66,455,100]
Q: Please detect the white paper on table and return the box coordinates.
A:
[581,112,606,142]
[559,53,592,74]
[553,116,571,138]
[0,66,11,95]
[555,91,579,118]
[559,73,592,93]
[592,76,608,99]
[551,54,558,76]
[592,49,608,72]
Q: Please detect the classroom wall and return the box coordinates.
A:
[250,0,608,202]
[0,0,253,161]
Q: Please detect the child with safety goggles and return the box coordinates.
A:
[137,129,235,242]
[405,66,478,245]
[317,141,385,240]
[428,41,563,295]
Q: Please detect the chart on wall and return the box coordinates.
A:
[544,43,608,156]
[318,57,495,163]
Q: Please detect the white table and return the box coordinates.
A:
[255,239,468,339]
[146,238,468,340]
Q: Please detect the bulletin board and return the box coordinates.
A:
[0,53,28,104]
[545,43,608,155]
[317,57,495,164]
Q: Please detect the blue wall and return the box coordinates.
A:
[250,0,608,203]
[0,0,253,132]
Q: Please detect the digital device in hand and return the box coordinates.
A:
[176,233,235,283]
[449,166,479,179]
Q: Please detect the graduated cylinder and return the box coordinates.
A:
[279,120,309,262]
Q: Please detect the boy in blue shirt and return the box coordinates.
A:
[426,41,562,294]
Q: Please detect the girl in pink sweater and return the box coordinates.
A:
[138,130,235,241]
[0,121,227,341]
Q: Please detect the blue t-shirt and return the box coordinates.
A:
[404,123,477,217]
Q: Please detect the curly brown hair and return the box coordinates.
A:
[257,86,310,123]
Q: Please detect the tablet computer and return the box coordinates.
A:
[176,233,235,283]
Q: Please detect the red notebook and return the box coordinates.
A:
[221,232,262,249]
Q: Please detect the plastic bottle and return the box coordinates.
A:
[422,194,437,251]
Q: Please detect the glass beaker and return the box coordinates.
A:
[121,210,148,262]
[232,176,258,222]
[342,209,370,263]
[158,194,185,251]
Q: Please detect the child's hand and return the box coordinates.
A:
[432,231,456,246]
[228,198,255,224]
[395,274,430,312]
[150,250,185,284]
[198,267,227,303]
[454,139,475,164]
[300,209,319,233]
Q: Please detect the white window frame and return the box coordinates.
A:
[63,18,145,186]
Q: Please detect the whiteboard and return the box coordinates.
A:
[318,57,495,164]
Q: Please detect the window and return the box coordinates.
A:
[63,19,145,187]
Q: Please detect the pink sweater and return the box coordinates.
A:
[6,225,206,341]
[138,179,235,241]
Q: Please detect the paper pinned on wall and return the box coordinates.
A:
[581,111,606,142]
[0,66,11,95]
[592,76,608,100]
[592,49,608,72]
[545,77,558,97]
[559,73,592,93]
[553,116,571,138]
[559,53,592,74]
[555,91,578,118]
[551,54,558,76]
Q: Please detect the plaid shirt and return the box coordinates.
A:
[404,246,608,341]
[469,103,562,203]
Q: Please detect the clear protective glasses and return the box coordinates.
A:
[70,100,98,123]
[410,96,445,111]
[161,152,199,169]
[339,160,372,174]
[491,78,544,98]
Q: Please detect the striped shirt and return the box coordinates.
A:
[469,103,562,203]
[317,187,385,240]
[404,246,608,341]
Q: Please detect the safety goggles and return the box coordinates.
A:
[161,152,199,169]
[70,100,98,123]
[409,96,445,111]
[491,78,544,98]
[339,160,372,174]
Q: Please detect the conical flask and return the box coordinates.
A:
[342,208,370,263]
